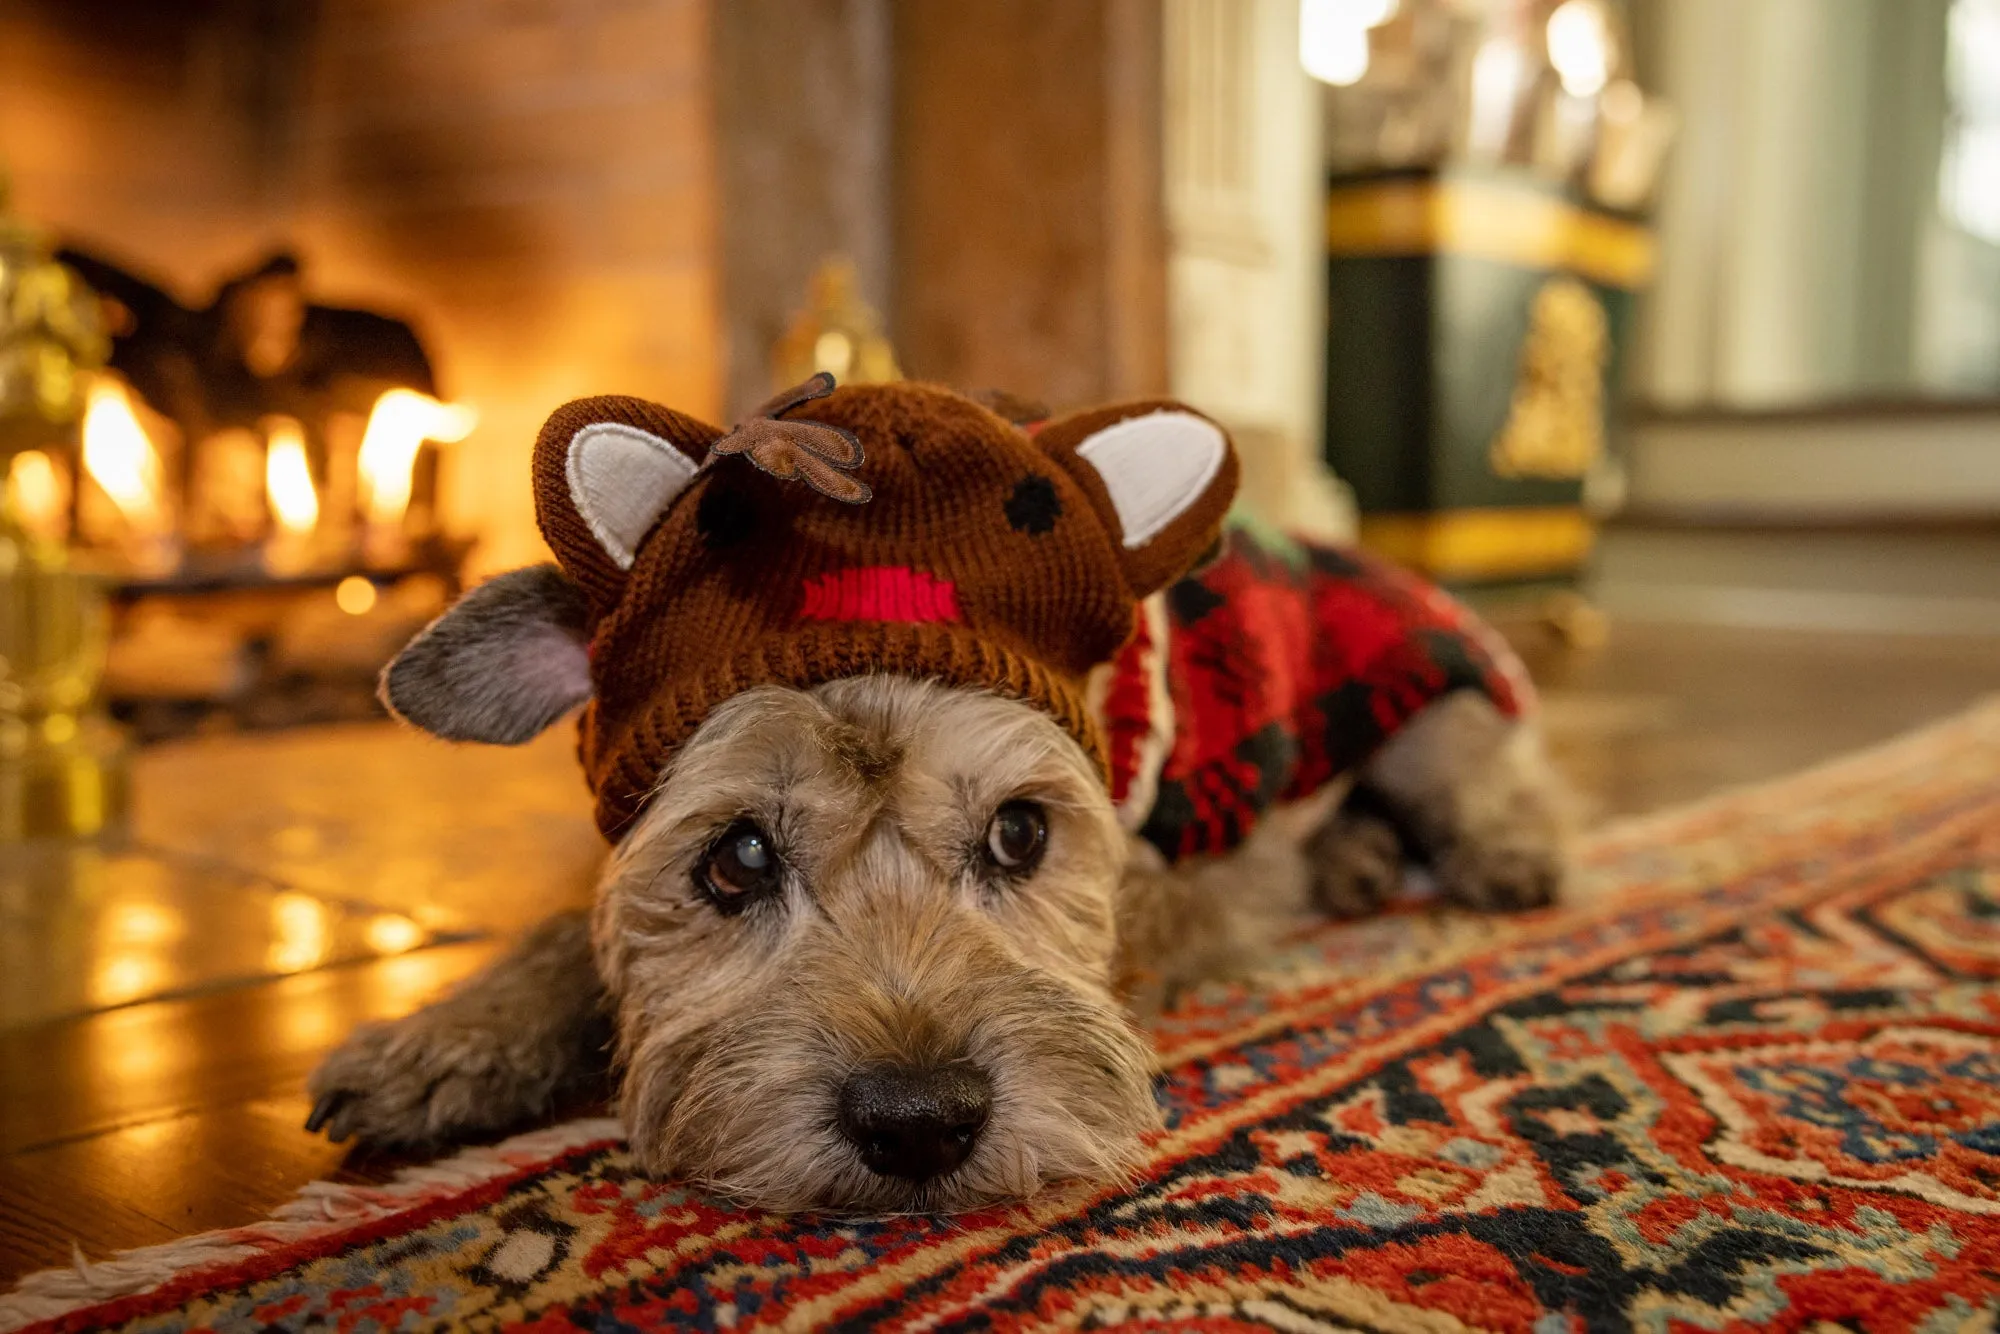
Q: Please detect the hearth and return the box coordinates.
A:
[3,246,474,740]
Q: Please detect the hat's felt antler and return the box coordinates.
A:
[709,372,871,505]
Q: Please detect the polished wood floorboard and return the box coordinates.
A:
[2,622,1996,1283]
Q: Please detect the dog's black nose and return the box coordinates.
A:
[837,1063,992,1181]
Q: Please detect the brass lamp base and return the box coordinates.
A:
[0,531,131,843]
[2,169,128,840]
[0,713,128,839]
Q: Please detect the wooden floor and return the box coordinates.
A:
[2,621,1996,1284]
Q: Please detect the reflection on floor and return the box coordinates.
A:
[0,726,603,1029]
[1,621,1996,1279]
[1516,621,2000,819]
[0,844,448,1027]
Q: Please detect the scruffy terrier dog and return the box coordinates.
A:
[307,378,1566,1212]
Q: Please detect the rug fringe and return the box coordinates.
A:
[0,1117,623,1332]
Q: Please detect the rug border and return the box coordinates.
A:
[6,695,1998,1331]
[0,1119,623,1333]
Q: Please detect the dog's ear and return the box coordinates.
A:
[380,564,592,744]
[533,396,726,609]
[1035,400,1239,596]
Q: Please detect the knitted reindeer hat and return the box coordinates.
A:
[385,376,1238,839]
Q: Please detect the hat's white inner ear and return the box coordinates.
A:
[1073,411,1227,549]
[566,422,701,569]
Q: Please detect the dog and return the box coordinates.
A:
[306,378,1567,1213]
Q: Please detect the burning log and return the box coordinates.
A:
[41,249,476,588]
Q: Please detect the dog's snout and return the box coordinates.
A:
[837,1063,992,1181]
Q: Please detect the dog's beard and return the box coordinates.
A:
[622,968,1160,1214]
[593,676,1152,1212]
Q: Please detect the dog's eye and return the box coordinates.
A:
[984,801,1048,875]
[698,820,783,911]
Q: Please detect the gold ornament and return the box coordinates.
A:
[1488,277,1609,481]
[771,258,900,393]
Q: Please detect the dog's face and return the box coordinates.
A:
[373,383,1242,1210]
[592,675,1159,1212]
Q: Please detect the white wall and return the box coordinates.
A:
[1163,0,1351,536]
[1630,0,1968,409]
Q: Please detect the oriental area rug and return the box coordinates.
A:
[7,699,2000,1333]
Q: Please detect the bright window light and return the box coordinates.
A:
[1943,0,2000,242]
[1547,0,1612,99]
[1300,0,1398,88]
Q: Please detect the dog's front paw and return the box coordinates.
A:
[1306,810,1406,918]
[306,1006,571,1148]
[1434,836,1563,913]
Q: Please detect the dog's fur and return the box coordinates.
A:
[311,659,1566,1212]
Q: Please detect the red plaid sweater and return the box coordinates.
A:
[1096,525,1533,862]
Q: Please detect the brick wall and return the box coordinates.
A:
[0,0,721,574]
[0,1,282,284]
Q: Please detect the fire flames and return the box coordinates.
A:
[263,419,320,536]
[357,389,478,529]
[73,376,477,567]
[81,378,168,535]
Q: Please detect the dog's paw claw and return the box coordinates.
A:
[1436,842,1563,913]
[326,1101,367,1145]
[306,1010,573,1149]
[306,1022,437,1147]
[1307,811,1405,918]
[304,1091,346,1136]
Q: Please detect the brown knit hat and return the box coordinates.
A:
[531,376,1238,838]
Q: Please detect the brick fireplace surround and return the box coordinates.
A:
[0,0,720,575]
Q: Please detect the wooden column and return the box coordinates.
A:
[713,0,893,419]
[891,0,1168,408]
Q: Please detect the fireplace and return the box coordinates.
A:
[0,0,719,736]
